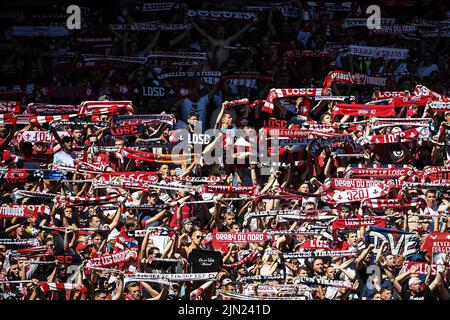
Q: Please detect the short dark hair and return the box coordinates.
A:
[188,112,199,119]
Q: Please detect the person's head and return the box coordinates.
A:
[216,26,226,39]
[126,282,141,300]
[71,125,86,143]
[298,182,310,193]
[187,112,199,128]
[148,190,159,204]
[0,124,7,138]
[380,286,393,300]
[221,278,237,292]
[9,261,20,278]
[320,112,332,124]
[182,219,194,233]
[224,211,236,226]
[169,283,180,297]
[159,164,170,176]
[346,230,358,247]
[16,224,27,237]
[339,205,351,218]
[125,218,138,231]
[60,136,74,152]
[229,222,241,232]
[336,167,346,178]
[371,292,382,300]
[312,258,324,275]
[385,255,395,268]
[114,137,125,147]
[325,265,336,279]
[63,207,73,219]
[425,190,437,207]
[34,142,47,154]
[190,230,204,248]
[87,134,98,146]
[92,232,103,247]
[89,215,101,228]
[408,276,421,294]
[298,265,309,277]
[221,112,233,128]
[94,289,109,300]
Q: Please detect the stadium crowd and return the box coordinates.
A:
[1,0,450,300]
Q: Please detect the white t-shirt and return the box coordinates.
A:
[52,150,76,167]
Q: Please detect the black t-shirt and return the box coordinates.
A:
[400,283,435,300]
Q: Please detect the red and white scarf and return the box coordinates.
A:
[0,101,20,113]
[331,217,387,230]
[281,249,358,259]
[361,198,424,209]
[332,103,395,117]
[322,185,390,205]
[345,164,413,178]
[85,250,138,268]
[262,88,325,113]
[223,250,259,268]
[39,282,87,294]
[202,185,255,194]
[54,192,125,207]
[323,70,387,89]
[0,205,50,219]
[363,127,429,144]
[213,232,269,244]
[301,240,348,251]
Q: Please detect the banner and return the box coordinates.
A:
[366,226,419,258]
[0,101,20,113]
[85,250,138,268]
[10,26,70,37]
[421,232,450,259]
[186,10,258,22]
[189,249,222,274]
[348,45,408,60]
[321,185,390,205]
[294,277,353,289]
[17,130,70,144]
[0,205,50,219]
[281,249,358,259]
[332,218,387,230]
[213,232,269,244]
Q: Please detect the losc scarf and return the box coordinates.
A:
[39,282,87,294]
[331,103,395,118]
[0,205,50,219]
[321,184,390,205]
[85,250,138,268]
[262,88,325,113]
[331,217,387,231]
[345,164,413,178]
[363,127,429,144]
[0,101,20,113]
[347,45,408,60]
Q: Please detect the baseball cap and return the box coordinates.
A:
[222,278,234,286]
[239,118,250,127]
[408,277,421,286]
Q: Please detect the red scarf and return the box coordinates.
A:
[0,101,20,113]
[0,205,49,219]
[332,103,396,117]
[331,217,387,230]
[85,250,138,268]
[322,185,390,205]
[323,70,387,89]
[202,185,255,194]
[262,88,325,113]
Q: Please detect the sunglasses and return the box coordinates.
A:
[195,235,204,240]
